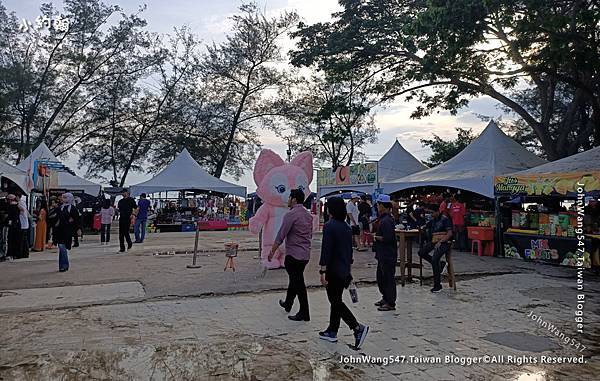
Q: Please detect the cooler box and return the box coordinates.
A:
[182,223,196,232]
[197,220,229,231]
[93,214,101,231]
[467,226,494,241]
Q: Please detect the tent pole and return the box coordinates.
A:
[187,215,202,268]
[494,196,502,257]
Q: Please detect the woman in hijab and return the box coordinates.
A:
[6,194,22,259]
[54,193,80,272]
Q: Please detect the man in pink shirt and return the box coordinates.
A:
[269,188,313,322]
[450,195,467,251]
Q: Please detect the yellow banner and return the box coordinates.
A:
[494,172,600,196]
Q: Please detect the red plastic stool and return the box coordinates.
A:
[471,240,483,256]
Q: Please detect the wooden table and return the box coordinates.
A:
[395,229,421,286]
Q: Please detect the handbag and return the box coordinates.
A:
[432,232,447,244]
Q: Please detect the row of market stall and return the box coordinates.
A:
[316,121,600,269]
[2,121,598,268]
[0,145,249,234]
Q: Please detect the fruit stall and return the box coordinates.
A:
[494,169,600,268]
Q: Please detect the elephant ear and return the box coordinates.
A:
[290,151,314,183]
[253,149,285,185]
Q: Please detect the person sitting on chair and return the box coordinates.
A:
[418,209,453,293]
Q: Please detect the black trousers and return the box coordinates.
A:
[453,225,467,251]
[326,273,358,333]
[283,255,309,317]
[376,257,397,306]
[21,229,29,258]
[418,242,451,287]
[100,224,111,243]
[119,219,132,251]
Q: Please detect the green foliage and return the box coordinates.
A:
[291,0,600,160]
[284,74,379,169]
[420,127,476,166]
[0,1,299,185]
[0,0,153,163]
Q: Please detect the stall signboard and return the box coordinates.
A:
[503,233,592,268]
[317,163,378,187]
[494,172,600,196]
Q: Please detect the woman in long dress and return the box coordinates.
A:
[6,194,22,259]
[33,200,48,251]
[55,193,80,272]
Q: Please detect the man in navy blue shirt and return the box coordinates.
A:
[418,209,453,292]
[318,197,369,349]
[134,193,150,243]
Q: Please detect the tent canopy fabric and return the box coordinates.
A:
[382,121,547,198]
[0,159,28,193]
[130,149,246,198]
[317,140,427,197]
[512,146,600,175]
[378,140,428,182]
[16,143,101,196]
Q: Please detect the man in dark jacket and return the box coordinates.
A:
[117,190,137,252]
[318,197,369,349]
[373,194,398,311]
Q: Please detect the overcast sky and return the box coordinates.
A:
[5,0,509,192]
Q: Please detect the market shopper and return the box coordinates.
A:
[418,209,453,293]
[318,196,369,349]
[358,195,372,249]
[55,193,80,272]
[6,194,23,259]
[449,195,467,251]
[99,199,115,245]
[46,199,59,249]
[18,195,30,258]
[32,199,48,252]
[134,193,150,243]
[373,194,397,311]
[117,190,137,252]
[72,197,85,248]
[346,194,361,249]
[270,189,313,322]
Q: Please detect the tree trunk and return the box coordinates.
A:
[213,85,251,178]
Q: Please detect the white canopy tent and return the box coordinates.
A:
[16,143,102,196]
[130,149,246,198]
[317,140,427,197]
[0,159,29,194]
[378,140,428,182]
[382,121,547,198]
[511,146,600,176]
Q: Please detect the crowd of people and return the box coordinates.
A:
[0,189,153,269]
[266,190,469,350]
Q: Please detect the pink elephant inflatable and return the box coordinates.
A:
[249,149,314,269]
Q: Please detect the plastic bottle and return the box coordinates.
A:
[349,282,358,303]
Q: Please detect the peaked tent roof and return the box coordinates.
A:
[130,149,246,197]
[16,143,101,196]
[382,121,547,198]
[317,140,427,197]
[0,159,28,193]
[378,140,428,182]
[512,146,600,175]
